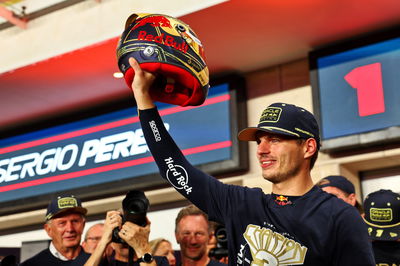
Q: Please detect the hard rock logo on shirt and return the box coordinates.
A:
[238,224,307,265]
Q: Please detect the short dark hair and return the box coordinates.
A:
[296,139,319,169]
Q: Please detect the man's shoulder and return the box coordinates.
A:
[21,247,90,266]
[20,249,52,265]
[307,186,352,210]
[76,248,91,261]
[299,186,361,224]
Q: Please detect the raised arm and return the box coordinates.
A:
[128,58,228,218]
[129,57,156,110]
[84,211,122,266]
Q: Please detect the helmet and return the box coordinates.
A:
[116,13,209,106]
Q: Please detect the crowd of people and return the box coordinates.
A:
[7,177,398,266]
[2,58,400,265]
[13,193,230,266]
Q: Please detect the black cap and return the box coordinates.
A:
[238,102,320,149]
[317,175,355,194]
[45,195,87,221]
[363,189,400,241]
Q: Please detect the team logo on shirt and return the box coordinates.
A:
[274,195,292,206]
[164,157,192,194]
[241,224,307,265]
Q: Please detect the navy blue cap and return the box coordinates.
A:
[317,175,355,194]
[363,189,400,241]
[45,195,87,221]
[238,102,320,149]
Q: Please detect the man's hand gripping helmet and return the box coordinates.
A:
[116,13,209,106]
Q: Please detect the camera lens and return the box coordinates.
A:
[126,199,146,213]
[215,226,228,246]
[122,190,149,227]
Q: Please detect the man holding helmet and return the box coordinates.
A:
[127,55,375,265]
[114,11,375,265]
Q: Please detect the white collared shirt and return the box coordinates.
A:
[49,242,71,261]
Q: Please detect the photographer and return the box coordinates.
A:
[84,191,168,266]
[208,223,228,264]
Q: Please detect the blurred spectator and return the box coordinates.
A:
[82,223,114,260]
[317,175,364,213]
[175,205,226,266]
[207,222,228,264]
[149,238,176,266]
[207,222,218,256]
[109,240,137,265]
[21,195,90,265]
[82,223,104,254]
[363,189,400,265]
[1,255,17,266]
[84,210,168,266]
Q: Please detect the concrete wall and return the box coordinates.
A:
[0,0,227,73]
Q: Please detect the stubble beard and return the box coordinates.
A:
[262,160,302,184]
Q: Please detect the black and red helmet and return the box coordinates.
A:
[116,13,209,106]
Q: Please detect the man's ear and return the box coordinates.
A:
[44,222,52,238]
[175,232,181,245]
[348,193,357,206]
[303,138,317,159]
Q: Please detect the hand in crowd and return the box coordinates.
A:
[118,218,152,259]
[84,210,122,266]
[103,210,123,243]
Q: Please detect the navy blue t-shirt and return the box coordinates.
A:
[139,107,375,266]
[371,241,400,265]
[177,259,226,266]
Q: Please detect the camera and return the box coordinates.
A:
[209,224,229,260]
[112,190,150,243]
